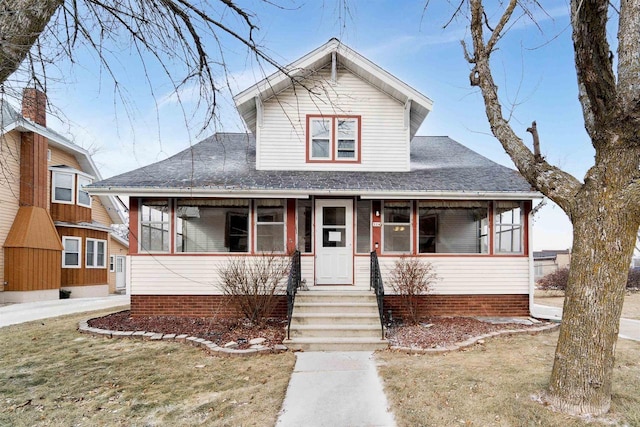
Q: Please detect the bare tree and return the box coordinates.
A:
[461,0,640,416]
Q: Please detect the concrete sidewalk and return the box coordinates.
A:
[0,295,130,328]
[276,351,395,427]
[532,303,640,341]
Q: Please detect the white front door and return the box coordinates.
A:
[315,199,353,285]
[115,256,126,290]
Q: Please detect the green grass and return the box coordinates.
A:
[0,309,295,427]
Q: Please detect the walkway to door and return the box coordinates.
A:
[275,351,396,427]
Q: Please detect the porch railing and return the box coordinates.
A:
[286,250,302,340]
[370,251,385,339]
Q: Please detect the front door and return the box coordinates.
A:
[115,256,126,290]
[315,199,353,285]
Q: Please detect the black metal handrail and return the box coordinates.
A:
[286,250,302,339]
[370,251,385,339]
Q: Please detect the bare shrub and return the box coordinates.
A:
[537,267,570,291]
[219,254,290,326]
[388,257,438,324]
[627,268,640,291]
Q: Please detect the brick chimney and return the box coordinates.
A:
[19,88,48,208]
[22,88,47,127]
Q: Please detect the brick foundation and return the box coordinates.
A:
[131,295,288,318]
[383,294,529,320]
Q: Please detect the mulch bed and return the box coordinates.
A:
[89,310,547,351]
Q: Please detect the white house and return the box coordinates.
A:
[89,39,540,337]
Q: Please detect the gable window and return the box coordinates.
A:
[140,200,170,252]
[52,172,75,204]
[382,201,412,253]
[62,236,82,268]
[256,199,285,253]
[494,201,523,254]
[307,115,360,162]
[77,176,92,208]
[86,238,107,268]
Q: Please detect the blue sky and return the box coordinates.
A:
[38,0,603,251]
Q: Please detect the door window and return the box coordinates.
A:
[322,206,346,248]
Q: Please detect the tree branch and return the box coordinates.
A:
[526,121,543,161]
[467,0,582,213]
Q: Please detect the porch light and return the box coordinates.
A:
[375,210,380,217]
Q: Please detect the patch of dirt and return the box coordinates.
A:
[88,311,286,350]
[89,311,548,351]
[386,317,548,349]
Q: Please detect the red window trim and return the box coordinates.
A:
[306,114,362,164]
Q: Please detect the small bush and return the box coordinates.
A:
[537,267,569,291]
[627,268,640,290]
[218,254,290,326]
[388,257,438,324]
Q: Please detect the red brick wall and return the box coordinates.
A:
[131,295,288,318]
[383,294,529,320]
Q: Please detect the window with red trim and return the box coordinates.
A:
[307,115,360,162]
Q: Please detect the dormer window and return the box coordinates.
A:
[50,166,94,208]
[307,115,360,163]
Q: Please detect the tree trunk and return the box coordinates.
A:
[546,152,639,415]
[0,0,63,84]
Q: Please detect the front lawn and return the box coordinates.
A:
[0,309,295,427]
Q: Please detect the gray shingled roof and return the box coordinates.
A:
[90,133,534,195]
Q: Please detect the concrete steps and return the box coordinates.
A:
[284,290,388,351]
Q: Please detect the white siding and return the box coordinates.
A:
[0,131,21,287]
[354,256,530,295]
[258,67,409,171]
[131,255,298,295]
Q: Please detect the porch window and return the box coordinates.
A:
[356,200,371,253]
[494,201,523,254]
[418,201,489,254]
[86,238,107,268]
[256,199,285,253]
[175,199,249,253]
[383,201,411,253]
[52,171,74,204]
[297,199,313,253]
[307,115,360,162]
[77,176,92,208]
[62,236,81,268]
[140,200,170,252]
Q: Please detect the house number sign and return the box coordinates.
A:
[372,221,382,227]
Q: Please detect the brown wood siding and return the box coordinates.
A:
[20,132,48,208]
[50,202,92,223]
[57,226,109,287]
[4,247,61,291]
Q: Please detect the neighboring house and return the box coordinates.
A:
[89,39,540,320]
[0,89,128,302]
[533,249,571,281]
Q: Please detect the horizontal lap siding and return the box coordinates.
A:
[373,256,530,295]
[259,69,408,171]
[131,255,293,295]
[0,131,21,287]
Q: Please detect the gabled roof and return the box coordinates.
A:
[89,133,538,199]
[234,38,433,139]
[0,100,126,225]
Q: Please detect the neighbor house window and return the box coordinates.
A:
[140,200,170,252]
[356,200,371,253]
[62,236,81,268]
[86,238,107,268]
[52,171,74,203]
[77,176,92,208]
[418,201,489,254]
[297,199,313,253]
[307,115,360,162]
[109,255,115,272]
[176,199,249,253]
[495,201,523,254]
[383,201,411,253]
[256,199,285,252]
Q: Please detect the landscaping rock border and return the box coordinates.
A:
[78,318,289,357]
[387,322,560,354]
